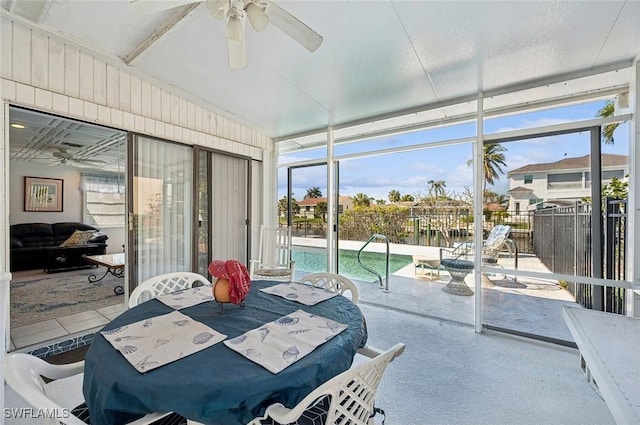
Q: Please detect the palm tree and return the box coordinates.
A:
[277,196,299,220]
[427,180,447,199]
[468,143,507,193]
[597,100,619,144]
[304,186,322,199]
[315,201,327,222]
[400,194,415,202]
[388,190,401,203]
[352,193,371,207]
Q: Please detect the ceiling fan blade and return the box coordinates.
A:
[264,2,322,52]
[227,37,247,69]
[76,158,107,164]
[129,0,203,15]
[206,0,229,20]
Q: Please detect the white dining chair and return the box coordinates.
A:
[247,343,405,425]
[298,272,360,303]
[129,272,213,308]
[3,352,186,425]
[298,272,385,359]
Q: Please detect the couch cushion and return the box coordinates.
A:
[59,230,97,247]
[9,223,55,247]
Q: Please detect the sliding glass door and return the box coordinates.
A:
[196,148,250,277]
[129,135,193,285]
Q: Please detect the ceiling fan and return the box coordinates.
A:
[130,0,323,69]
[32,148,107,166]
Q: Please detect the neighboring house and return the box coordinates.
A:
[296,196,353,218]
[507,154,629,212]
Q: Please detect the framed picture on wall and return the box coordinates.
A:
[24,176,64,212]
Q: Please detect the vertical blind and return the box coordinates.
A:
[133,136,193,284]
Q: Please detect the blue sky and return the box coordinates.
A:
[278,100,629,202]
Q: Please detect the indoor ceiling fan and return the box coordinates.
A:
[35,148,107,166]
[130,0,323,69]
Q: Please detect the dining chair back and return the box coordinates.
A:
[249,225,295,282]
[3,353,184,425]
[298,272,360,303]
[129,272,213,308]
[248,343,406,425]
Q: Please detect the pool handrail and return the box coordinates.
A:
[357,234,390,292]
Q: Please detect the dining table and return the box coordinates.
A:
[82,280,368,425]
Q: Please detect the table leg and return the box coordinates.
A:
[88,267,125,295]
[442,268,474,296]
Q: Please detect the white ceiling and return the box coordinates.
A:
[2,0,639,146]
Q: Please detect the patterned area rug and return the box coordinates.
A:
[10,268,124,328]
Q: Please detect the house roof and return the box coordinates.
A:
[508,154,629,176]
[297,196,351,206]
[508,186,534,194]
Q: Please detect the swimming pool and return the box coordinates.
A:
[292,247,413,282]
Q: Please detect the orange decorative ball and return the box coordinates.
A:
[213,278,231,303]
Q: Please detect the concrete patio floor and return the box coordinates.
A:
[357,302,614,425]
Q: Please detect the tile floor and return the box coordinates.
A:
[9,302,127,351]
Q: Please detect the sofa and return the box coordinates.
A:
[10,222,108,273]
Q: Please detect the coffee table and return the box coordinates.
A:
[84,253,125,295]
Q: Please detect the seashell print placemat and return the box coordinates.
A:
[259,282,338,306]
[101,310,226,373]
[223,309,347,374]
[156,286,215,309]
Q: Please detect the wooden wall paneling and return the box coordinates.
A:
[106,64,119,108]
[48,38,65,93]
[118,71,131,112]
[170,93,179,126]
[79,52,94,101]
[130,75,141,115]
[161,90,171,122]
[12,24,31,84]
[140,80,151,117]
[151,85,162,120]
[68,97,83,116]
[51,92,68,114]
[93,59,106,105]
[15,83,34,105]
[83,100,98,120]
[64,47,79,98]
[187,101,195,129]
[194,105,203,132]
[34,88,52,110]
[178,97,188,127]
[30,31,48,89]
[1,20,12,79]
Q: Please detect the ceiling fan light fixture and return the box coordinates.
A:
[245,2,268,31]
[225,12,245,41]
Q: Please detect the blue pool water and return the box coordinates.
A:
[292,248,412,282]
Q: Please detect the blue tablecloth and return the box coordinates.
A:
[82,280,368,425]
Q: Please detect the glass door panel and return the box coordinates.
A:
[285,164,329,279]
[482,126,630,343]
[130,136,193,286]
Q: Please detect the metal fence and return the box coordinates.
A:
[532,199,627,314]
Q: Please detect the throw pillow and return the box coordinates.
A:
[59,230,96,247]
[88,231,108,243]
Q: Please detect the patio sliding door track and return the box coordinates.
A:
[357,234,390,292]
